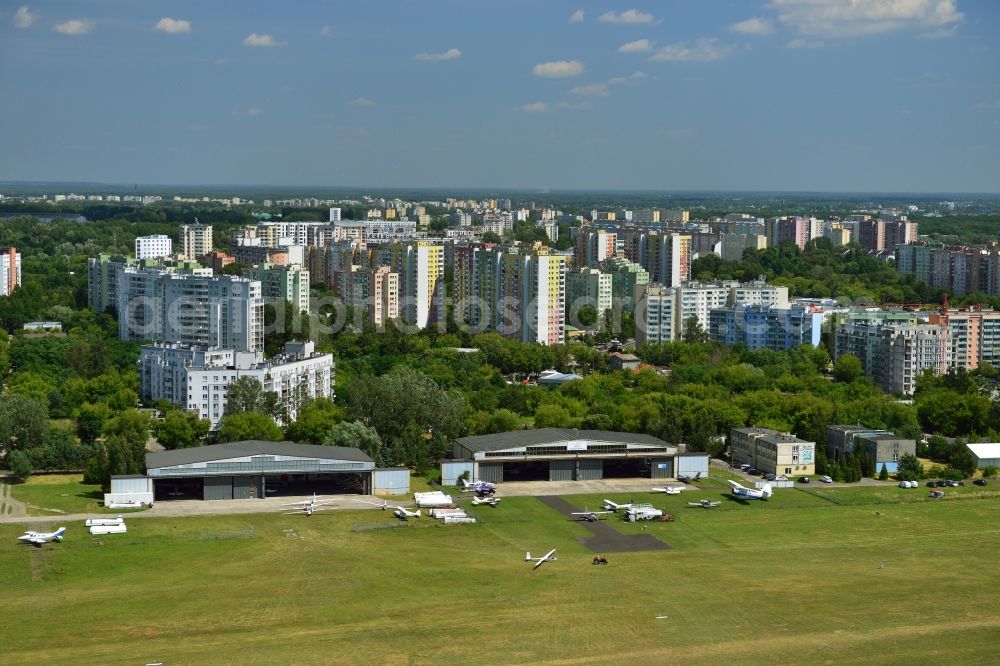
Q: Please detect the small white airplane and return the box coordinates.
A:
[651,485,685,495]
[525,548,557,571]
[461,479,496,495]
[471,496,501,507]
[282,493,338,516]
[18,527,66,548]
[688,499,722,509]
[728,480,773,500]
[571,507,614,522]
[602,499,637,512]
[362,500,421,520]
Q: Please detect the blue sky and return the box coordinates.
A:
[1,1,998,192]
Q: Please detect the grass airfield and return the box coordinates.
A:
[3,482,1000,665]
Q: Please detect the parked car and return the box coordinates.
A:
[740,464,751,471]
[927,481,938,488]
[764,473,776,481]
[974,479,988,486]
[747,468,760,476]
[776,475,788,481]
[798,476,810,483]
[820,475,833,483]
[945,480,960,487]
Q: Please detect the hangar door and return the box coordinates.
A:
[549,460,574,481]
[649,458,673,479]
[204,476,234,500]
[577,459,603,481]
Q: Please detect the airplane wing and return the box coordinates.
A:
[727,479,745,491]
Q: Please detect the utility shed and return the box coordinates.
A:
[448,428,681,484]
[145,440,374,500]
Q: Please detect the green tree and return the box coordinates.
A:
[981,465,998,479]
[878,463,889,480]
[154,410,210,450]
[577,305,598,328]
[682,315,709,344]
[324,419,385,465]
[833,355,864,383]
[533,403,574,429]
[8,449,34,480]
[949,443,979,478]
[224,376,286,422]
[284,398,344,445]
[0,394,49,453]
[76,402,111,445]
[897,453,924,481]
[217,412,282,443]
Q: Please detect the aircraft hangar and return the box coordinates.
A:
[443,428,709,485]
[145,440,376,501]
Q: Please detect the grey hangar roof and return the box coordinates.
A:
[454,428,671,453]
[146,440,373,471]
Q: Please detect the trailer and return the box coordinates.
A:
[414,491,455,508]
[89,523,128,535]
[85,516,124,527]
[442,516,477,525]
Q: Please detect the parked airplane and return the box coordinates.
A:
[461,479,496,495]
[525,548,557,571]
[688,499,722,509]
[362,499,421,520]
[651,485,685,495]
[471,496,501,507]
[602,499,637,512]
[282,493,337,516]
[677,471,703,483]
[18,527,66,548]
[727,479,773,500]
[571,508,614,522]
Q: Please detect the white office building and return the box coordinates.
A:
[135,235,174,260]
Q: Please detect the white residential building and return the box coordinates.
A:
[117,269,264,351]
[135,235,174,260]
[1,247,22,296]
[139,341,334,428]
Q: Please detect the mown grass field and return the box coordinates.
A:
[3,487,1000,665]
[10,474,107,516]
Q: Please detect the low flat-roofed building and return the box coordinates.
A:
[731,427,815,476]
[826,425,916,473]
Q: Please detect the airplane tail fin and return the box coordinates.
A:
[53,528,66,540]
[762,484,773,498]
[461,478,470,488]
[525,552,531,562]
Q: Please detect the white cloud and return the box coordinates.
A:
[54,19,93,35]
[569,10,584,24]
[243,33,284,47]
[729,17,774,35]
[769,0,963,37]
[598,9,655,24]
[155,17,191,34]
[351,97,375,106]
[521,102,549,113]
[14,6,38,28]
[320,25,333,37]
[649,38,734,62]
[618,38,655,53]
[786,37,825,49]
[570,83,609,97]
[608,71,648,85]
[532,60,584,78]
[415,48,462,62]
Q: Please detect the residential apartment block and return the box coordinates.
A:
[139,340,334,428]
[135,235,173,260]
[1,247,22,297]
[179,223,213,260]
